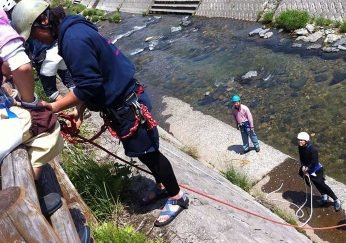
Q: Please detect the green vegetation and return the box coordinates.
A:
[314,16,333,27]
[275,10,310,31]
[339,22,346,33]
[62,145,131,221]
[108,11,122,23]
[181,146,199,160]
[34,78,49,101]
[92,223,158,243]
[222,166,253,192]
[66,3,86,15]
[261,11,274,25]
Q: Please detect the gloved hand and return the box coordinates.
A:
[302,166,309,174]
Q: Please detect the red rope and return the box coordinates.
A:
[58,113,346,231]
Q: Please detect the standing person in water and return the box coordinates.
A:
[297,132,341,212]
[12,0,189,227]
[231,95,260,154]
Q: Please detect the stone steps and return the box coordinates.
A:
[149,0,200,15]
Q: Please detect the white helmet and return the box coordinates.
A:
[297,132,310,141]
[1,0,16,11]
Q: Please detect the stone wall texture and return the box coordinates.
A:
[276,0,346,20]
[76,0,346,21]
[195,0,268,21]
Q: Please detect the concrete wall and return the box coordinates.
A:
[77,0,346,22]
[196,0,268,21]
[79,0,152,13]
[120,0,153,14]
[276,0,346,21]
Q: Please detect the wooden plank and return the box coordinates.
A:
[50,158,97,224]
[0,187,62,243]
[50,199,80,243]
[1,146,40,208]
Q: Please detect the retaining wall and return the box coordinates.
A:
[76,0,346,21]
[195,0,268,21]
[276,0,346,20]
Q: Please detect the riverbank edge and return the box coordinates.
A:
[154,95,346,236]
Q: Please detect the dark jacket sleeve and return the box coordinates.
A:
[307,145,319,169]
[61,31,104,103]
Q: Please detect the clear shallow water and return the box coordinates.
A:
[99,13,346,183]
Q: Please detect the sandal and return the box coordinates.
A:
[140,187,168,206]
[154,193,189,227]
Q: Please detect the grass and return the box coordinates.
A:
[34,77,49,101]
[314,16,333,27]
[275,10,310,31]
[62,145,131,221]
[339,22,346,33]
[222,166,253,192]
[261,11,274,25]
[92,223,162,243]
[181,146,199,160]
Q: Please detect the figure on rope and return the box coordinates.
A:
[297,132,341,212]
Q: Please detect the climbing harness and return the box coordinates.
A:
[59,115,346,231]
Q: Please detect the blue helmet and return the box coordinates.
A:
[231,95,241,102]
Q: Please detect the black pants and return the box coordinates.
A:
[299,167,337,200]
[138,151,180,197]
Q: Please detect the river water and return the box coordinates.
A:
[99,13,346,184]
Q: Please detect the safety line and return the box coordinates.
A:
[58,114,346,231]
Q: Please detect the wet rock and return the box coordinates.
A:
[242,71,258,79]
[197,95,216,106]
[249,28,263,36]
[294,28,309,35]
[306,24,315,33]
[332,37,346,47]
[259,28,270,37]
[292,43,302,48]
[263,32,273,39]
[180,16,192,27]
[296,31,323,42]
[289,79,306,90]
[314,74,329,82]
[338,45,346,51]
[171,26,182,32]
[322,47,340,53]
[130,48,144,56]
[145,36,161,42]
[324,34,341,43]
[307,44,322,50]
[330,71,346,85]
[148,40,159,50]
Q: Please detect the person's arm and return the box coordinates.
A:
[244,106,255,129]
[48,90,81,113]
[231,108,238,127]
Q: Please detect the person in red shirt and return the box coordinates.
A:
[231,95,260,154]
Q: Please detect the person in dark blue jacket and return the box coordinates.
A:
[297,132,341,212]
[12,0,189,227]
